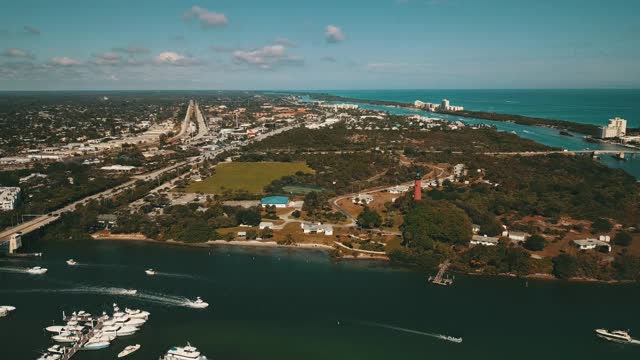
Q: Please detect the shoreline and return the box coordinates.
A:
[90,233,388,261]
[298,92,606,135]
[91,234,633,283]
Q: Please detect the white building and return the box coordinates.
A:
[352,193,374,205]
[100,165,136,172]
[508,231,530,243]
[599,117,627,139]
[301,222,333,236]
[259,222,274,230]
[0,187,21,211]
[572,239,611,252]
[470,235,499,246]
[386,185,410,194]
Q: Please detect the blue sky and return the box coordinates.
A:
[0,0,639,90]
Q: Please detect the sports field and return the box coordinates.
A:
[185,161,314,194]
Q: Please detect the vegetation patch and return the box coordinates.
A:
[185,161,314,195]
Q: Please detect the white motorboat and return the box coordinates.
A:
[438,334,463,343]
[160,343,208,360]
[595,328,633,343]
[125,308,150,320]
[51,333,80,343]
[0,305,15,317]
[145,268,157,275]
[101,324,138,337]
[113,305,146,327]
[187,297,209,309]
[46,324,84,333]
[27,266,48,274]
[66,259,77,266]
[47,345,67,355]
[118,344,141,358]
[124,289,137,295]
[37,353,61,360]
[81,339,111,350]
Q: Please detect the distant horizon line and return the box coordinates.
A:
[0,88,639,93]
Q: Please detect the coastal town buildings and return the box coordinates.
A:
[598,117,627,139]
[0,187,20,210]
[414,99,464,112]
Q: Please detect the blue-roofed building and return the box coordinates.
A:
[260,196,290,208]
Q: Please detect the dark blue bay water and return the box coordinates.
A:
[1,240,640,360]
[311,89,640,128]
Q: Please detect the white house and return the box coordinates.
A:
[508,231,530,243]
[386,185,410,194]
[352,193,374,205]
[470,235,499,246]
[259,222,274,230]
[301,222,333,236]
[572,239,611,252]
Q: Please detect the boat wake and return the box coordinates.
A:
[0,266,34,274]
[355,321,461,343]
[0,286,136,296]
[130,290,194,308]
[153,271,206,281]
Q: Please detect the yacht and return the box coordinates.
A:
[66,259,78,266]
[595,328,633,343]
[46,324,84,333]
[101,324,138,337]
[81,339,111,350]
[145,268,157,275]
[113,305,146,327]
[160,343,208,360]
[0,305,16,317]
[187,297,209,309]
[118,344,141,358]
[27,266,48,274]
[125,307,150,320]
[51,332,80,343]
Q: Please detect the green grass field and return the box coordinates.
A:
[185,161,314,194]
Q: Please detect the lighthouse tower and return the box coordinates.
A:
[414,171,422,201]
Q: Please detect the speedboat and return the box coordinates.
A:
[145,268,157,275]
[37,353,61,360]
[47,345,68,355]
[27,266,48,274]
[160,343,208,360]
[187,297,209,309]
[439,335,463,343]
[66,259,77,266]
[118,344,141,358]
[125,307,150,320]
[595,328,633,343]
[123,289,137,295]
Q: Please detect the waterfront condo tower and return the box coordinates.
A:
[414,172,422,201]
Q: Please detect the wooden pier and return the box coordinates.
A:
[58,317,104,360]
[428,260,454,286]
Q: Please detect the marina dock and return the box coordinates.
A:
[428,260,454,286]
[58,317,104,359]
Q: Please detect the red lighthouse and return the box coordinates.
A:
[414,171,422,201]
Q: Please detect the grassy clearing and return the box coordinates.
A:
[185,161,314,194]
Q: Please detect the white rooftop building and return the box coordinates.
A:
[599,117,627,139]
[0,187,21,211]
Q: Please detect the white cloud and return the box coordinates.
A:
[232,45,303,69]
[2,48,34,59]
[183,6,228,28]
[154,51,200,66]
[273,37,296,47]
[50,56,82,66]
[325,25,345,43]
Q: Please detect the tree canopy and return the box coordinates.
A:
[402,200,472,250]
